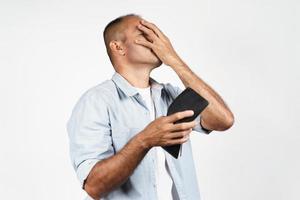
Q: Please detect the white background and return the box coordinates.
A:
[0,0,299,199]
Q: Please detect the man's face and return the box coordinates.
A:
[122,17,162,69]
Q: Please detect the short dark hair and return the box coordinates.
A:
[103,13,141,64]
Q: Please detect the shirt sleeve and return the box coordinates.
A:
[66,90,115,189]
[164,83,213,134]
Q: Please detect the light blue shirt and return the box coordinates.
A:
[67,72,212,200]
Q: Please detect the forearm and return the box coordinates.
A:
[170,60,234,130]
[172,61,229,109]
[84,132,150,199]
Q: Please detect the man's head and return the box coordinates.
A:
[103,14,162,72]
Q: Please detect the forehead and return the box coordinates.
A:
[123,16,143,32]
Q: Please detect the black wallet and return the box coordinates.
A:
[162,87,209,159]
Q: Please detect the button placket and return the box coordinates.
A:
[152,148,158,199]
[165,155,187,200]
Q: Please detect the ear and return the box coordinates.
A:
[109,40,126,56]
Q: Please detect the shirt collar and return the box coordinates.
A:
[111,71,164,97]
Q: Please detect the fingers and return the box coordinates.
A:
[166,110,194,123]
[140,20,166,39]
[165,128,192,139]
[170,120,197,132]
[137,24,158,42]
[165,134,190,146]
[135,39,154,49]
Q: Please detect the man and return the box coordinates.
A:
[67,14,234,200]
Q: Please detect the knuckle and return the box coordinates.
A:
[179,124,185,129]
[156,123,163,130]
[176,113,182,119]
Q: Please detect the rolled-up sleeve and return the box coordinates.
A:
[66,91,114,188]
[164,83,213,134]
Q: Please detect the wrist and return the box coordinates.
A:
[168,57,187,70]
[134,131,152,151]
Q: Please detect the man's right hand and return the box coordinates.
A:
[138,110,197,149]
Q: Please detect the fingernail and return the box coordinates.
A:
[189,110,194,115]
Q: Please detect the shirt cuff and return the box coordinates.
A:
[76,159,100,189]
[193,115,213,134]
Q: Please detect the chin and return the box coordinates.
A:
[150,52,162,65]
[150,60,162,69]
[156,60,163,67]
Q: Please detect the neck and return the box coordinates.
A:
[116,65,153,88]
